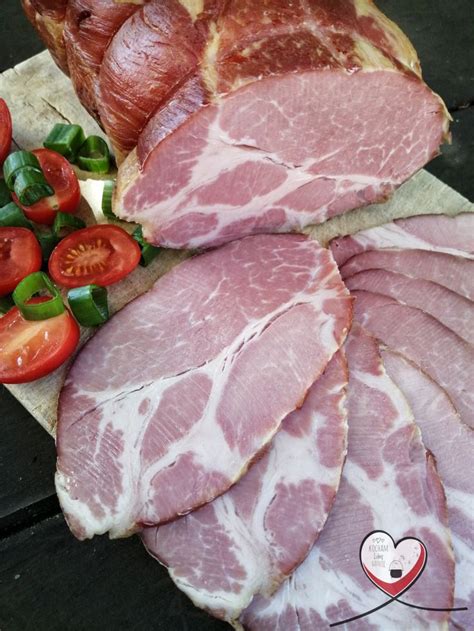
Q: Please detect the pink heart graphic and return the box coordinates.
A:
[360,531,427,598]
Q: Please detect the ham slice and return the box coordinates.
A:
[382,350,474,629]
[331,213,474,267]
[56,235,352,540]
[242,325,454,630]
[345,269,472,343]
[339,249,474,301]
[142,351,348,625]
[352,291,474,427]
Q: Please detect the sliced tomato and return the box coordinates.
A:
[12,148,81,225]
[0,99,12,166]
[49,224,141,288]
[0,298,80,384]
[0,227,42,297]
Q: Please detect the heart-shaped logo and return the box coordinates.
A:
[360,531,427,598]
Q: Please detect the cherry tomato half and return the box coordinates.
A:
[0,298,80,384]
[13,148,81,225]
[0,227,42,297]
[0,99,12,166]
[48,224,141,288]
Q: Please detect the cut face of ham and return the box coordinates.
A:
[142,351,348,625]
[345,269,472,343]
[382,350,474,629]
[56,235,352,540]
[101,0,428,158]
[115,67,447,250]
[352,291,474,428]
[110,0,449,249]
[24,1,450,249]
[241,324,454,630]
[331,213,474,267]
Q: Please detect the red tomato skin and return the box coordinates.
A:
[0,227,42,297]
[13,148,81,225]
[48,224,141,288]
[0,99,12,166]
[0,300,80,384]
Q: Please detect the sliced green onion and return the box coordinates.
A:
[0,202,32,228]
[101,180,116,219]
[53,211,86,238]
[3,151,41,189]
[44,123,85,161]
[0,179,11,206]
[68,285,109,327]
[77,136,110,173]
[13,271,65,321]
[133,226,160,267]
[35,230,60,263]
[13,168,54,206]
[0,296,14,316]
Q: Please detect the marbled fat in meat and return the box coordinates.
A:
[142,352,348,624]
[116,68,448,249]
[112,0,449,248]
[24,1,450,248]
[56,235,352,540]
[241,325,454,630]
[352,291,474,428]
[382,350,474,630]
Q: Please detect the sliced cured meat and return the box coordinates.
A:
[242,324,454,630]
[56,235,352,540]
[345,269,472,343]
[353,291,474,427]
[142,351,348,625]
[382,350,474,629]
[112,0,449,249]
[63,1,147,119]
[395,213,474,256]
[21,0,69,73]
[340,250,474,301]
[331,213,474,267]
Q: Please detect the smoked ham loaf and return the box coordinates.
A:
[25,1,450,250]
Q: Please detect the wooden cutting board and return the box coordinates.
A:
[1,51,473,437]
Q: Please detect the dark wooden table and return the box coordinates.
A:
[0,2,473,629]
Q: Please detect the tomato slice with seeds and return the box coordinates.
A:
[12,148,81,225]
[0,99,12,166]
[48,224,141,288]
[0,227,42,297]
[0,298,80,384]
